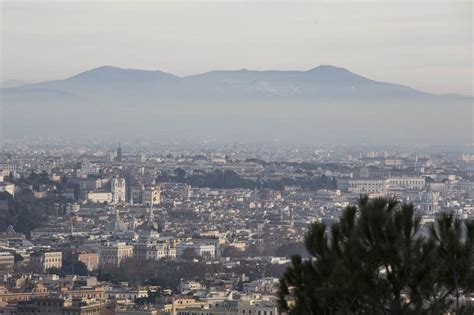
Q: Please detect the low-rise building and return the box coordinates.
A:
[30,250,62,271]
[0,252,14,274]
[99,242,133,267]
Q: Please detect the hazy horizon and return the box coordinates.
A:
[1,0,472,95]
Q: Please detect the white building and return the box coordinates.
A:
[111,177,126,204]
[337,178,386,194]
[338,176,426,195]
[386,177,425,190]
[87,191,113,204]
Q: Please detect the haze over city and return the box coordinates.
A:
[1,1,472,95]
[0,1,473,314]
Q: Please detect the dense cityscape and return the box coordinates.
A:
[0,139,472,314]
[1,0,472,313]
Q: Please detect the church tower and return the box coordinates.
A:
[111,177,126,204]
[116,142,122,162]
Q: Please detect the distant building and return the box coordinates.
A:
[0,252,14,274]
[386,177,425,190]
[111,177,126,204]
[116,143,122,162]
[99,242,133,266]
[30,250,62,271]
[418,189,440,214]
[106,150,116,162]
[337,176,425,195]
[238,296,278,315]
[17,297,102,315]
[133,242,176,260]
[87,191,113,204]
[80,161,100,175]
[142,186,161,206]
[337,178,386,194]
[176,242,216,258]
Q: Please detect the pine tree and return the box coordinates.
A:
[278,196,474,314]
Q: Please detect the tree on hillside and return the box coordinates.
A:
[278,196,474,314]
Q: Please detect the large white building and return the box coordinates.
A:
[111,177,126,204]
[386,177,426,190]
[337,178,386,194]
[87,191,113,204]
[337,176,426,195]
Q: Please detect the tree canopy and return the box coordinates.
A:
[278,196,474,314]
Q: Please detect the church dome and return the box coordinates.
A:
[421,190,437,203]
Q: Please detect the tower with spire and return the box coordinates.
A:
[116,141,122,162]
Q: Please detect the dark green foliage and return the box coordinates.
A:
[180,248,199,261]
[61,256,89,276]
[275,242,310,259]
[0,173,78,235]
[278,197,474,314]
[0,192,56,235]
[157,169,336,191]
[13,253,24,262]
[47,267,66,277]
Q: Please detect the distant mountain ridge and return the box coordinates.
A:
[4,65,468,102]
[1,65,471,145]
[0,79,29,88]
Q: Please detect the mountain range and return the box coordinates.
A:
[0,65,471,145]
[3,65,468,102]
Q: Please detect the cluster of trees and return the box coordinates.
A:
[98,258,220,290]
[0,173,82,235]
[278,197,474,314]
[98,257,287,292]
[221,242,309,259]
[156,168,336,191]
[0,191,56,234]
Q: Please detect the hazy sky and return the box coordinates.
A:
[1,0,472,95]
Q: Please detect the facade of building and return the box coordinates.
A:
[386,177,426,190]
[337,179,386,194]
[338,176,426,195]
[30,251,62,271]
[142,186,161,206]
[17,298,102,315]
[111,178,126,204]
[99,242,133,266]
[0,252,14,274]
[87,191,113,204]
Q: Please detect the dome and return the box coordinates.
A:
[421,190,437,203]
